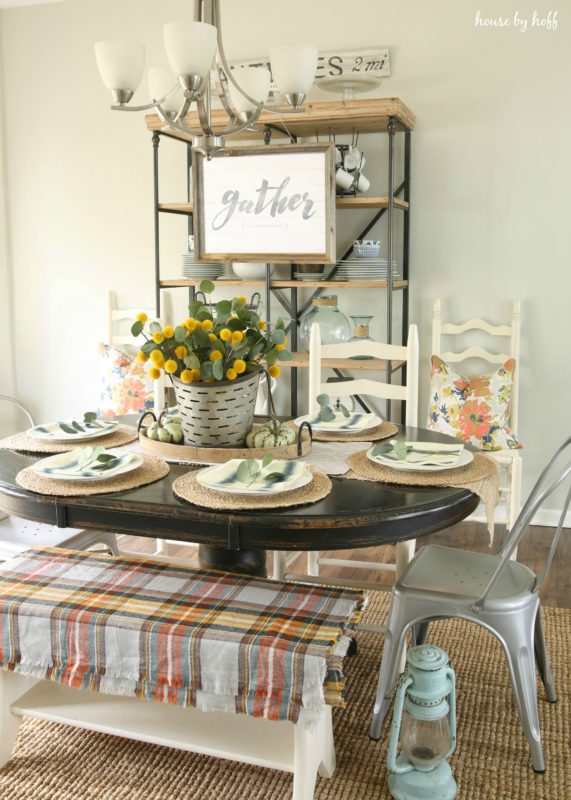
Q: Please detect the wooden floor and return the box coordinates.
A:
[121,521,570,609]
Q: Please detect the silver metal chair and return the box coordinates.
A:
[369,436,571,773]
[0,395,119,559]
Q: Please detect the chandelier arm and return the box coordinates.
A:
[213,0,264,111]
[212,63,241,123]
[172,95,194,123]
[215,107,264,138]
[110,84,182,113]
[158,116,203,141]
[196,96,215,137]
[155,105,201,135]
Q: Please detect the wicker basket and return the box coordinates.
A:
[172,372,260,447]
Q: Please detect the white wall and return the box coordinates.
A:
[0,11,17,435]
[0,0,570,512]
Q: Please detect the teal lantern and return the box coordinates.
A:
[387,645,457,800]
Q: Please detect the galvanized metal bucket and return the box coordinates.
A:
[172,371,260,447]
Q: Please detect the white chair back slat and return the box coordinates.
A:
[441,319,513,337]
[441,347,511,365]
[317,379,408,404]
[320,340,408,362]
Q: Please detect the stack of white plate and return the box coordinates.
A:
[335,258,400,281]
[181,252,225,279]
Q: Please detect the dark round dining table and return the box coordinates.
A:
[0,424,479,577]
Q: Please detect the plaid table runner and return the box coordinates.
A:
[0,547,365,727]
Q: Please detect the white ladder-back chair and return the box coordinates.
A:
[0,396,119,559]
[432,299,522,536]
[275,323,419,590]
[108,291,166,415]
[108,292,177,558]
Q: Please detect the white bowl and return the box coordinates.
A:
[232,263,275,280]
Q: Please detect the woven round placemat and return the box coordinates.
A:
[347,450,497,486]
[298,420,398,443]
[15,455,169,497]
[1,593,568,800]
[0,424,139,455]
[173,465,332,510]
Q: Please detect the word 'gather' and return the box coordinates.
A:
[212,177,317,230]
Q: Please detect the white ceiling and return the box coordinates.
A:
[0,0,65,8]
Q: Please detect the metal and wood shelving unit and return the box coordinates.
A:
[145,98,414,417]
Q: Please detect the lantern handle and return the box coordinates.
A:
[445,667,457,760]
[387,676,414,774]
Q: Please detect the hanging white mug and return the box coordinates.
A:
[356,173,370,193]
[344,146,363,171]
[335,167,355,190]
[335,147,343,166]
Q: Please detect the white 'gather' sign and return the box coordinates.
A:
[193,143,336,263]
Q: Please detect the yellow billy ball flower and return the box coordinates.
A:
[148,367,162,380]
[233,359,246,374]
[275,343,285,351]
[185,317,199,332]
[174,345,187,359]
[136,350,148,364]
[180,369,193,384]
[135,312,148,324]
[257,320,267,331]
[226,368,237,381]
[210,350,223,362]
[201,319,214,332]
[236,295,247,304]
[268,365,281,378]
[164,359,178,374]
[219,328,232,342]
[208,333,218,342]
[150,349,163,364]
[231,330,244,345]
[163,325,175,339]
[152,331,165,344]
[190,369,201,381]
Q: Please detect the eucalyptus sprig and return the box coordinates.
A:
[236,453,287,486]
[58,412,108,435]
[371,439,410,461]
[315,393,351,423]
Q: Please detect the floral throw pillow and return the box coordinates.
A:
[97,343,153,417]
[427,355,522,451]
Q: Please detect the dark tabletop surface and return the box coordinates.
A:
[0,424,479,552]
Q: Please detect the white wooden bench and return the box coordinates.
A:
[0,671,335,799]
[0,544,365,799]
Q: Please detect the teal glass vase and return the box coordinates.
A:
[300,295,351,352]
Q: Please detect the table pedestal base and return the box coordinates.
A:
[198,545,267,578]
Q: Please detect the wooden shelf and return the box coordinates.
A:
[146,98,415,142]
[335,196,408,210]
[158,196,408,215]
[283,352,404,372]
[12,682,296,773]
[160,279,408,290]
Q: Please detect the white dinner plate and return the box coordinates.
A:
[295,411,382,434]
[367,443,473,472]
[32,448,143,481]
[27,419,119,442]
[197,459,312,495]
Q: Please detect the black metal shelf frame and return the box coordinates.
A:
[151,117,411,419]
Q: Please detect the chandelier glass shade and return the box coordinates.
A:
[94,1,318,158]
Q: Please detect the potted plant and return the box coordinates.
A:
[132,281,291,447]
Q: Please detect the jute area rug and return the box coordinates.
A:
[0,592,568,800]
